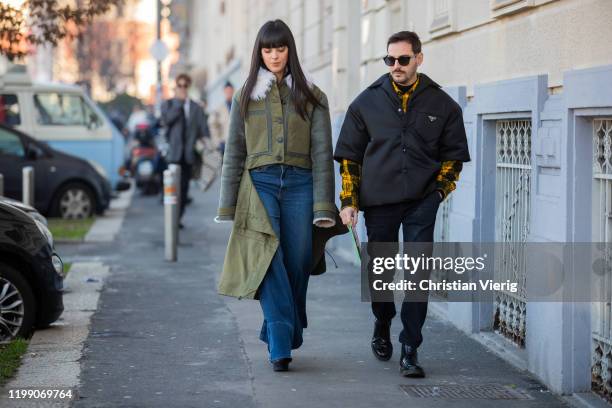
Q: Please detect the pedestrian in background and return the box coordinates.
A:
[216,19,345,372]
[161,73,210,228]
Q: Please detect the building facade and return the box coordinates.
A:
[187,0,612,402]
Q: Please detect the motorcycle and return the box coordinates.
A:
[127,124,163,195]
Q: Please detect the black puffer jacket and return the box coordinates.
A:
[334,73,471,208]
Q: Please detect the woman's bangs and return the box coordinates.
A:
[259,26,290,49]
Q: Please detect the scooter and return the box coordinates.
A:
[128,124,162,195]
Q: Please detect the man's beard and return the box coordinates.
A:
[392,70,413,84]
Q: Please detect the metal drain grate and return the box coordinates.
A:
[400,384,533,400]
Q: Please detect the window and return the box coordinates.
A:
[82,100,101,128]
[429,0,455,38]
[26,141,45,159]
[33,93,88,126]
[489,0,557,18]
[0,127,24,157]
[0,94,21,126]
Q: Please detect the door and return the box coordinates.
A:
[0,127,26,199]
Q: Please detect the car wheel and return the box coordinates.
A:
[0,263,36,344]
[53,183,95,219]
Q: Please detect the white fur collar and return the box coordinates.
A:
[250,67,314,100]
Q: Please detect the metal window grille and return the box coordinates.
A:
[592,118,612,401]
[493,119,531,347]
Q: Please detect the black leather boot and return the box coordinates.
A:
[371,320,393,361]
[271,357,292,372]
[399,344,425,377]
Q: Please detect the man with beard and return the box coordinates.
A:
[334,31,471,377]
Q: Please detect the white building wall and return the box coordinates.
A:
[413,0,612,94]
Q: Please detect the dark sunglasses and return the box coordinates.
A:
[383,55,416,66]
[176,82,189,89]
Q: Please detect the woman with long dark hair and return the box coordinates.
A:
[215,20,342,371]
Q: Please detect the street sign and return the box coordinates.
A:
[150,40,169,62]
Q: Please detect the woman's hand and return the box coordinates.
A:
[340,206,358,227]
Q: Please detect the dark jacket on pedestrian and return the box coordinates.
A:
[333,73,471,208]
[161,98,209,165]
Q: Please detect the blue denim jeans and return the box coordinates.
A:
[249,164,314,362]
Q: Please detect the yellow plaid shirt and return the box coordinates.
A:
[339,73,463,210]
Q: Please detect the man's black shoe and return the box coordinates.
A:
[399,344,425,378]
[272,357,292,372]
[186,196,193,206]
[371,320,393,361]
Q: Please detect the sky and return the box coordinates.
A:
[3,0,26,7]
[133,0,157,24]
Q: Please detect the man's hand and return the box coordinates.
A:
[340,206,358,227]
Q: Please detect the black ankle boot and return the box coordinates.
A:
[371,320,393,361]
[272,357,292,372]
[399,344,425,378]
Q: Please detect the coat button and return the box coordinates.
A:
[277,137,283,143]
[402,147,407,153]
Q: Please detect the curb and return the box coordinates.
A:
[84,183,134,243]
[0,262,110,407]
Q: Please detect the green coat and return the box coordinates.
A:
[216,68,346,299]
[217,168,279,299]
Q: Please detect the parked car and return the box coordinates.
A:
[0,197,64,343]
[0,65,127,190]
[0,195,50,227]
[0,124,111,219]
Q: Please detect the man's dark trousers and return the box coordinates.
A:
[364,190,441,348]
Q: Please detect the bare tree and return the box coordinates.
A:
[0,0,124,61]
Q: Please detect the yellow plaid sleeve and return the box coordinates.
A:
[339,158,361,210]
[436,160,463,199]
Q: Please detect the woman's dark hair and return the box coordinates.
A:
[387,31,422,54]
[240,19,322,120]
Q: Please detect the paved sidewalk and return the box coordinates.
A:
[65,181,568,407]
[0,263,109,408]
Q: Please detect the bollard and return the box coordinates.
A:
[168,164,181,226]
[0,174,4,196]
[22,166,34,206]
[163,169,178,261]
